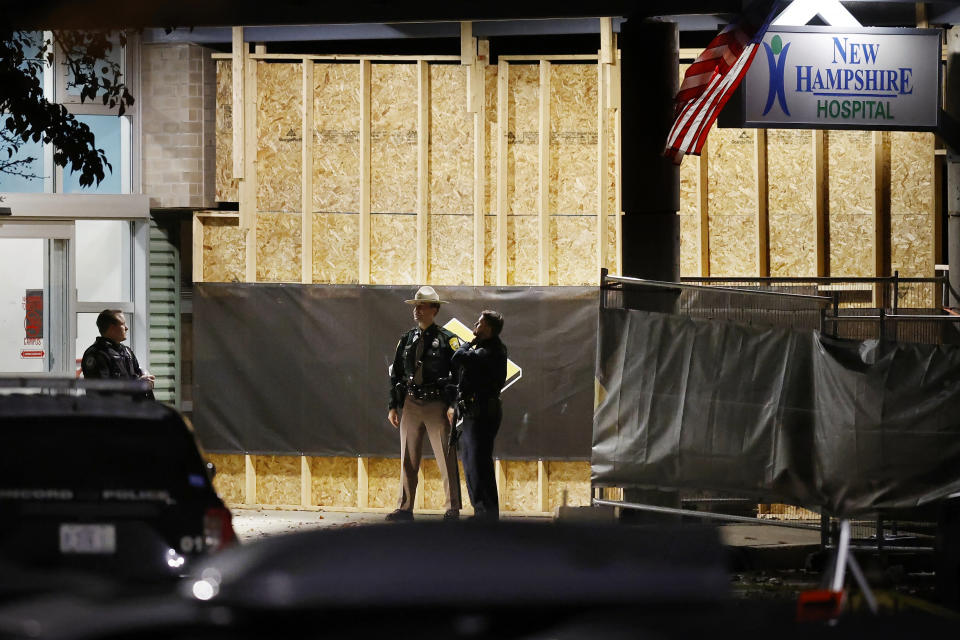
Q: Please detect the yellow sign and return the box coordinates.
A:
[444,318,522,391]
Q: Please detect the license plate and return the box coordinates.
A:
[59,524,116,554]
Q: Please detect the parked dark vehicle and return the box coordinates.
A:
[0,378,236,586]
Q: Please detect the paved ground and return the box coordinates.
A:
[231,508,553,542]
[231,507,822,546]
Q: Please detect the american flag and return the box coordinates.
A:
[664,0,782,165]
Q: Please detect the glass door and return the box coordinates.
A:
[0,222,74,375]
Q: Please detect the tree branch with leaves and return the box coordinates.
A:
[0,29,135,187]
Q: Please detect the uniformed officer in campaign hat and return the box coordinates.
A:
[386,286,462,521]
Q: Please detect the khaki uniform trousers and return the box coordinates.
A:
[398,395,462,511]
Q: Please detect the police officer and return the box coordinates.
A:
[81,309,155,400]
[386,286,462,522]
[452,310,507,521]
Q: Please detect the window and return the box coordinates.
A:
[0,31,131,195]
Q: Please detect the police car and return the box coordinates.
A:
[0,378,236,583]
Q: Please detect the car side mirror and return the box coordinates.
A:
[206,461,217,479]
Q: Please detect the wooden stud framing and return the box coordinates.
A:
[873,130,891,280]
[460,22,475,66]
[473,44,488,285]
[755,129,769,277]
[300,455,312,507]
[213,52,461,62]
[916,2,929,29]
[814,131,827,276]
[231,27,244,179]
[417,60,430,284]
[357,457,369,509]
[612,36,622,275]
[600,17,614,65]
[243,50,257,283]
[615,105,623,276]
[192,214,204,283]
[496,59,509,285]
[935,147,944,265]
[359,59,372,284]
[301,60,314,284]
[597,53,608,277]
[244,454,256,505]
[538,60,551,286]
[466,41,482,114]
[477,39,490,64]
[698,139,711,277]
[498,54,598,61]
[537,460,549,513]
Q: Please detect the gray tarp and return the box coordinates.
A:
[194,284,596,459]
[592,308,960,516]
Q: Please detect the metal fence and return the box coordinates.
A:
[679,275,960,345]
[598,271,957,552]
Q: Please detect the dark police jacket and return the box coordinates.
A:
[81,336,154,400]
[451,335,508,415]
[389,323,461,409]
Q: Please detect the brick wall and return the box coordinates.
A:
[141,43,216,208]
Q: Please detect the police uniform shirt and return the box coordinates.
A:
[81,336,145,380]
[389,323,461,409]
[451,335,508,404]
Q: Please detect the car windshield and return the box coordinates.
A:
[0,415,207,499]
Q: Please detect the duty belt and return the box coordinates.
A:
[408,384,443,401]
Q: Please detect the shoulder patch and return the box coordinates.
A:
[449,336,461,350]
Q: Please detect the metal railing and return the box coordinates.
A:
[597,271,953,552]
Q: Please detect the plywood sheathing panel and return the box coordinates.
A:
[758,504,820,520]
[707,127,758,277]
[201,218,245,282]
[508,64,539,217]
[308,456,356,507]
[428,214,473,284]
[215,60,239,202]
[430,65,473,215]
[550,65,597,215]
[891,131,935,306]
[767,129,816,277]
[551,216,596,285]
[252,455,301,506]
[500,460,539,512]
[827,130,874,276]
[457,460,472,510]
[371,63,417,214]
[370,213,416,285]
[484,215,497,285]
[256,211,301,282]
[257,63,302,213]
[547,461,591,510]
[508,215,538,285]
[676,63,699,278]
[679,155,701,278]
[312,213,359,284]
[367,457,400,509]
[206,453,244,504]
[313,63,360,214]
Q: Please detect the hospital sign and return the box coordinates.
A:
[743,26,940,131]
